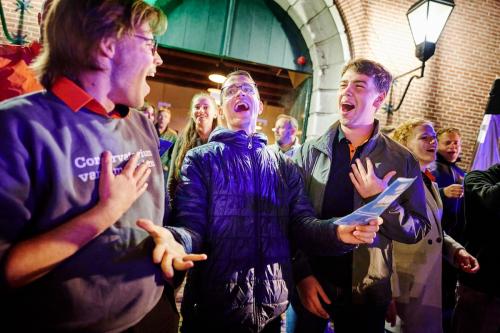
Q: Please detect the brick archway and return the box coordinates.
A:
[274,0,351,138]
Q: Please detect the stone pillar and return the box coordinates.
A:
[274,0,350,139]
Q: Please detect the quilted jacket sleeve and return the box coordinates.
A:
[168,150,207,254]
[285,159,355,256]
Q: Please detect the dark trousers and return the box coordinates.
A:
[261,316,282,333]
[290,291,388,333]
[442,261,458,333]
[125,285,180,333]
[1,285,179,333]
[181,314,281,333]
[453,284,500,333]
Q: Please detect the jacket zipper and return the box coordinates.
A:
[248,133,254,150]
[249,137,262,329]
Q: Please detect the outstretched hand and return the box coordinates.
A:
[349,158,396,199]
[337,217,383,244]
[136,219,207,280]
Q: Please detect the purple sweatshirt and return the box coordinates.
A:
[0,89,166,332]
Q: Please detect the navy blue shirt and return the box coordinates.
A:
[313,128,367,289]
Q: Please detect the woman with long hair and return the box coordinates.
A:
[167,93,218,199]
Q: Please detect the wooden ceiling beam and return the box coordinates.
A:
[154,74,287,99]
[157,67,291,93]
[150,78,283,105]
[158,47,293,84]
[158,62,291,87]
[153,47,294,108]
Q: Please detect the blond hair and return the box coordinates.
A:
[437,127,461,139]
[393,119,434,147]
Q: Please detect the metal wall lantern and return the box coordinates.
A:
[385,0,455,114]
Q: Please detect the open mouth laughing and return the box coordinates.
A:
[234,101,250,112]
[425,145,437,157]
[341,102,355,113]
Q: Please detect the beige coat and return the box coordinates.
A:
[392,182,463,333]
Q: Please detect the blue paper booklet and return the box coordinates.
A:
[159,138,174,156]
[333,177,416,226]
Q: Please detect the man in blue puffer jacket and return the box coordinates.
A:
[138,70,387,333]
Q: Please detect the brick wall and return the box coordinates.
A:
[0,0,43,44]
[336,0,500,170]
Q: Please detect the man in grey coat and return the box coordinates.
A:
[268,114,301,159]
[290,58,430,333]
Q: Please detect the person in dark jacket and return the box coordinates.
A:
[289,58,431,333]
[452,164,500,333]
[138,70,384,333]
[433,127,466,239]
[432,127,466,332]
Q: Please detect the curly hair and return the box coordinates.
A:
[392,119,434,147]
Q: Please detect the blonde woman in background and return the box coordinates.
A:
[386,119,479,333]
[167,93,219,199]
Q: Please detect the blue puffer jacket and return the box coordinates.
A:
[169,127,354,333]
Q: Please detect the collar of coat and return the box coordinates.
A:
[311,119,382,159]
[208,126,268,149]
[436,152,462,165]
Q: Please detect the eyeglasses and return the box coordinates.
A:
[134,35,158,56]
[221,83,257,98]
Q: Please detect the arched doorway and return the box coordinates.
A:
[148,0,350,139]
[276,0,351,138]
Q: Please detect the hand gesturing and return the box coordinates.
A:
[137,219,207,280]
[349,157,396,199]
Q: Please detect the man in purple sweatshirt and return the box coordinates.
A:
[0,1,203,332]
